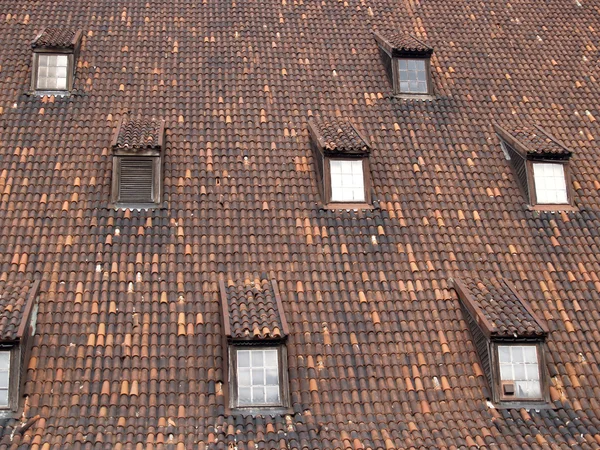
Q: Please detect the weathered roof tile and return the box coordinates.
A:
[308,117,371,155]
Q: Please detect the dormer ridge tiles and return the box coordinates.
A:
[373,31,433,57]
[308,117,371,156]
[0,278,40,342]
[494,123,573,159]
[453,277,547,340]
[112,117,166,153]
[219,277,288,341]
[31,28,82,50]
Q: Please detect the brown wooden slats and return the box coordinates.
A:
[118,157,155,203]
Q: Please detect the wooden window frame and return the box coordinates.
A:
[526,159,576,211]
[110,154,163,209]
[31,50,76,94]
[489,341,550,407]
[227,342,291,416]
[393,56,434,97]
[322,156,373,210]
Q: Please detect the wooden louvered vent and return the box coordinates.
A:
[118,157,155,203]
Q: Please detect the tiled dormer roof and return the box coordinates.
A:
[308,117,371,155]
[373,31,433,56]
[219,277,288,340]
[0,278,39,342]
[112,118,165,152]
[453,277,547,339]
[31,28,81,49]
[495,123,573,158]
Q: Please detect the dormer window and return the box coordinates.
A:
[373,31,434,96]
[31,28,82,94]
[110,118,165,209]
[219,277,291,415]
[495,123,575,210]
[308,117,373,209]
[0,279,40,416]
[453,277,549,406]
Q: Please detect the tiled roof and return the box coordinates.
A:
[0,0,599,448]
[31,28,80,49]
[495,123,573,158]
[112,118,165,151]
[220,277,288,340]
[308,117,371,155]
[373,30,433,55]
[453,277,547,339]
[0,279,39,342]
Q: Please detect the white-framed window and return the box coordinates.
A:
[330,159,365,202]
[498,345,541,400]
[398,59,428,94]
[36,54,69,90]
[0,351,10,408]
[533,163,568,204]
[236,348,280,406]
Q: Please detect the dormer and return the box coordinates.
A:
[110,117,166,209]
[31,28,82,94]
[308,117,373,209]
[373,31,434,97]
[452,277,550,406]
[495,123,575,211]
[0,279,40,417]
[219,277,291,416]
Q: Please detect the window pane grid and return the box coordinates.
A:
[398,59,428,93]
[533,163,568,204]
[330,160,365,202]
[36,54,69,90]
[237,349,280,406]
[498,345,541,399]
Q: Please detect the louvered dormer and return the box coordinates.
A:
[110,117,165,209]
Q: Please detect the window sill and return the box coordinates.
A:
[492,401,555,410]
[30,90,71,97]
[110,202,165,211]
[227,406,293,417]
[528,204,578,212]
[393,93,435,101]
[322,202,374,210]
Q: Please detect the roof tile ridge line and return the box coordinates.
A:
[409,33,433,50]
[532,124,573,156]
[492,122,530,157]
[451,277,497,338]
[348,121,371,150]
[271,279,289,338]
[110,116,124,148]
[71,30,83,48]
[16,279,40,340]
[307,117,328,151]
[501,278,549,335]
[218,279,232,338]
[157,119,166,149]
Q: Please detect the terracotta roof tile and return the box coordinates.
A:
[220,277,288,340]
[31,28,80,49]
[308,117,371,155]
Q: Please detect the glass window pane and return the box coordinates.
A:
[0,371,9,390]
[237,350,250,367]
[251,351,264,366]
[0,352,10,368]
[252,386,265,403]
[523,346,537,362]
[251,368,264,385]
[266,386,280,403]
[264,350,278,366]
[500,364,513,380]
[237,368,251,386]
[533,163,567,204]
[330,160,365,202]
[498,346,510,363]
[512,347,524,363]
[238,387,252,404]
[265,368,279,385]
[0,390,8,407]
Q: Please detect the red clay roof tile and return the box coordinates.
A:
[31,28,81,49]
